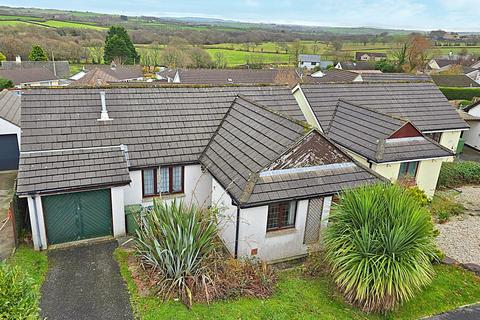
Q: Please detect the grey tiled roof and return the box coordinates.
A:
[16,146,130,195]
[177,69,299,85]
[0,89,21,126]
[299,82,468,131]
[1,61,70,79]
[298,54,321,63]
[201,97,381,207]
[82,64,143,80]
[355,52,387,60]
[18,86,305,195]
[325,100,453,163]
[361,73,432,82]
[431,75,480,88]
[305,69,360,83]
[0,67,59,85]
[336,61,375,70]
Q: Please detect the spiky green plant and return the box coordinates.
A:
[324,183,438,313]
[134,199,219,307]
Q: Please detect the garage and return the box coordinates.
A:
[0,134,19,170]
[42,189,113,245]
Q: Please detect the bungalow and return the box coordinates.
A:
[298,54,321,70]
[355,52,387,62]
[334,61,380,73]
[292,82,469,197]
[431,75,480,88]
[459,101,480,150]
[428,58,461,72]
[0,67,61,88]
[1,57,70,79]
[71,64,144,85]
[0,89,21,171]
[16,86,379,262]
[304,69,362,83]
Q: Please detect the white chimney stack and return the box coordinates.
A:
[98,91,113,121]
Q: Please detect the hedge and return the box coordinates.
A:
[437,161,480,188]
[439,87,480,101]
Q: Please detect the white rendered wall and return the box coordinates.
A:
[237,200,310,262]
[439,130,462,153]
[464,121,480,150]
[0,118,21,147]
[123,164,212,208]
[111,186,126,237]
[211,178,238,255]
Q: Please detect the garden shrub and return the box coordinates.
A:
[437,161,480,188]
[0,263,38,319]
[439,87,480,101]
[134,199,276,308]
[324,184,438,313]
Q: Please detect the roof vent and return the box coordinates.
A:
[98,91,113,121]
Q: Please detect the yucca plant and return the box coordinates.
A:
[324,183,438,313]
[134,199,220,307]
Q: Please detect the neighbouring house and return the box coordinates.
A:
[470,60,480,70]
[155,68,178,82]
[431,75,480,88]
[459,100,480,150]
[304,69,362,83]
[70,64,144,85]
[163,68,300,85]
[361,73,431,82]
[464,66,480,84]
[334,61,380,73]
[292,82,469,196]
[355,52,387,61]
[428,58,461,72]
[0,89,21,171]
[16,86,380,262]
[1,57,70,79]
[0,67,61,88]
[298,54,321,70]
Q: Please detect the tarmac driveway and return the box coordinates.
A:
[40,240,133,320]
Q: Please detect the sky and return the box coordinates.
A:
[1,0,478,32]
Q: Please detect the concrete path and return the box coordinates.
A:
[0,171,16,260]
[425,303,480,320]
[40,240,133,320]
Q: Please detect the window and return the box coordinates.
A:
[267,201,297,231]
[142,166,184,197]
[398,161,419,178]
[425,132,442,143]
[311,62,317,66]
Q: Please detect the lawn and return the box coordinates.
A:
[6,246,48,318]
[114,248,480,320]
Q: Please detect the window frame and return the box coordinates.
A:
[425,132,442,143]
[398,161,419,179]
[266,201,297,232]
[141,165,185,198]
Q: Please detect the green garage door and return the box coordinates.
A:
[43,189,112,245]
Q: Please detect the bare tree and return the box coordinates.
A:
[213,51,227,69]
[189,47,212,68]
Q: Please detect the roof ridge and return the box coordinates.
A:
[336,98,409,123]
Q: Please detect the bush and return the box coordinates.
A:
[324,184,438,313]
[0,263,38,318]
[0,78,13,90]
[135,199,219,307]
[439,87,480,101]
[437,161,480,188]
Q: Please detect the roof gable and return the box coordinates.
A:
[389,122,422,139]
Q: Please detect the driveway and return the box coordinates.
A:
[425,303,480,319]
[459,145,480,162]
[40,240,133,320]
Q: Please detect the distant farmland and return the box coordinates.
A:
[0,15,106,30]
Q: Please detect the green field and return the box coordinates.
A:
[0,14,43,21]
[39,20,107,30]
[206,48,290,66]
[0,15,106,30]
[0,20,35,26]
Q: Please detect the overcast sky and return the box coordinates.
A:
[1,0,478,32]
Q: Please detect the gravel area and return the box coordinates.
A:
[435,186,480,265]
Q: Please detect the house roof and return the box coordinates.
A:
[298,82,468,132]
[361,73,432,82]
[463,99,480,112]
[16,146,131,195]
[336,61,375,70]
[74,65,144,85]
[324,100,453,163]
[355,52,387,60]
[176,69,298,85]
[298,54,321,63]
[432,59,460,68]
[431,75,480,88]
[1,61,70,79]
[0,67,59,85]
[0,89,21,126]
[200,96,380,207]
[305,69,360,83]
[457,109,480,122]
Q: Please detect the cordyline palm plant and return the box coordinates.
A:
[324,183,438,313]
[134,199,220,307]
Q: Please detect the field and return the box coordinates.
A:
[0,14,106,30]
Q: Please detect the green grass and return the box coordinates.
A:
[6,246,48,318]
[0,15,43,21]
[114,248,480,320]
[0,20,35,27]
[39,20,106,30]
[206,48,289,66]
